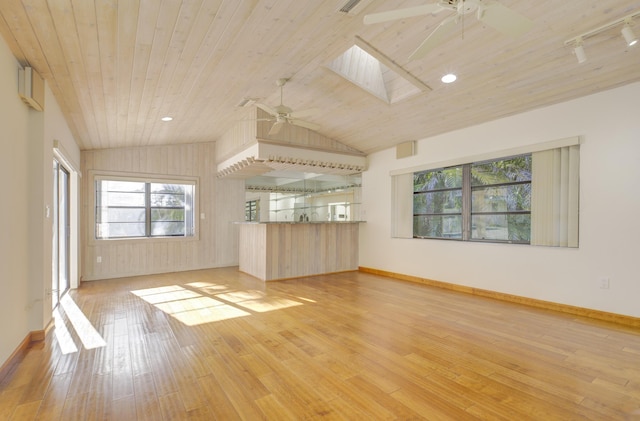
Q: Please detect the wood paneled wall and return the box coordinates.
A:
[81,142,245,281]
[215,107,364,166]
[239,222,359,281]
[255,108,363,154]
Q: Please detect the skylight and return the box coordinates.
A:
[327,37,431,104]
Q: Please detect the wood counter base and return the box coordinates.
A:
[239,223,359,281]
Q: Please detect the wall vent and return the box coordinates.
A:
[396,141,416,159]
[18,67,45,111]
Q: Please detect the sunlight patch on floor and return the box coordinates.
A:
[186,281,231,294]
[57,294,107,351]
[131,283,305,325]
[216,290,303,312]
[132,285,250,325]
[53,308,78,354]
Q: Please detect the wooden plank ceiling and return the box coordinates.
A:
[0,0,639,154]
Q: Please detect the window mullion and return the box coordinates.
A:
[462,164,471,241]
[145,183,151,237]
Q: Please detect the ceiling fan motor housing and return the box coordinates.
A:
[457,0,480,14]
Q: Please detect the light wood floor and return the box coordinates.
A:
[1,268,640,420]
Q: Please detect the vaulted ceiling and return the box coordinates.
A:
[1,0,638,155]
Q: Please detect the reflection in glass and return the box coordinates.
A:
[472,214,531,242]
[414,215,462,239]
[245,173,362,222]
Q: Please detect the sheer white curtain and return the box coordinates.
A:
[531,145,580,247]
[391,173,414,238]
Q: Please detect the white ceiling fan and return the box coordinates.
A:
[363,0,533,60]
[257,78,320,135]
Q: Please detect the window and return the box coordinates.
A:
[95,178,195,239]
[413,166,463,239]
[413,154,532,243]
[392,138,579,247]
[245,200,259,222]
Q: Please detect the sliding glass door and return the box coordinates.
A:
[52,158,70,309]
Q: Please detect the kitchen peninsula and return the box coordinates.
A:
[238,221,360,281]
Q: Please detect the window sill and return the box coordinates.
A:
[89,235,199,246]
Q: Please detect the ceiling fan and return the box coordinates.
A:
[363,0,533,60]
[257,78,320,135]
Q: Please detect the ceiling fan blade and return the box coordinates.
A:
[290,119,320,132]
[257,102,277,116]
[269,121,285,135]
[409,15,458,60]
[478,3,533,37]
[363,4,444,25]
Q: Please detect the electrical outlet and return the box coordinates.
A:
[96,256,102,263]
[600,278,610,289]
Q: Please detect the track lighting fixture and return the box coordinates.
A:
[621,23,638,47]
[565,10,639,64]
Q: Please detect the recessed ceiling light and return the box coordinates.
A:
[441,73,457,84]
[161,116,173,122]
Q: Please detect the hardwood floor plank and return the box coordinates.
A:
[196,374,240,420]
[59,392,89,421]
[202,355,268,419]
[0,386,26,420]
[85,373,112,421]
[157,392,186,421]
[143,333,178,397]
[17,346,60,405]
[110,395,136,420]
[345,374,429,420]
[66,349,96,399]
[258,371,334,419]
[254,393,298,420]
[179,344,211,379]
[132,372,162,421]
[1,268,639,419]
[9,400,41,421]
[34,372,73,420]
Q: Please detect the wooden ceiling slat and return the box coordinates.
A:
[115,0,140,147]
[70,0,110,149]
[131,0,185,144]
[49,0,106,148]
[21,0,94,149]
[150,0,245,146]
[94,0,118,145]
[169,0,305,143]
[139,0,210,145]
[0,10,26,65]
[123,0,161,147]
[0,1,48,71]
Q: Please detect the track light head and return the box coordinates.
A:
[573,41,587,64]
[622,24,638,46]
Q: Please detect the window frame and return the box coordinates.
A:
[89,171,199,244]
[413,154,532,244]
[245,199,259,222]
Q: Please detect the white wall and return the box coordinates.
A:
[0,36,80,366]
[0,35,32,367]
[360,82,640,318]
